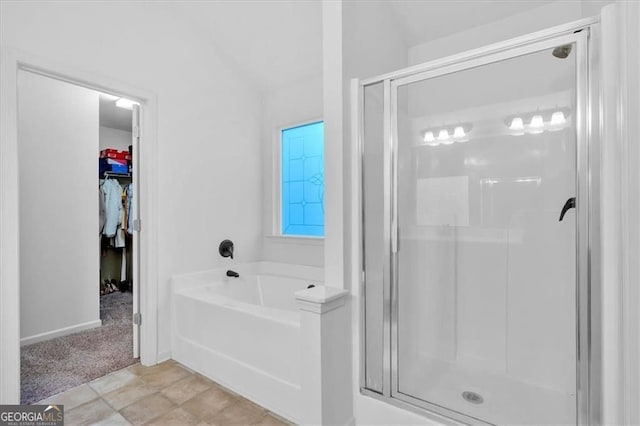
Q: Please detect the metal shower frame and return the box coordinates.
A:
[355,16,601,426]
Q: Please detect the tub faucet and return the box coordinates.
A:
[226,270,239,278]
[219,239,234,259]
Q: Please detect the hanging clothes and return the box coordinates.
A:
[121,246,127,282]
[115,228,126,248]
[101,178,123,238]
[126,184,134,235]
[115,188,126,248]
[122,184,129,234]
[98,181,106,234]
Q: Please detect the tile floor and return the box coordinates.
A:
[37,360,291,426]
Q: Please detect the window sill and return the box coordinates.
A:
[264,235,324,246]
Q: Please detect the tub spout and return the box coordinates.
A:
[226,270,239,278]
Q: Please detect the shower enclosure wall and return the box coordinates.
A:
[358,20,599,426]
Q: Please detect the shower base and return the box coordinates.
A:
[398,357,575,425]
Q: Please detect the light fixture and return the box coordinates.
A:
[453,125,469,143]
[115,98,139,110]
[549,110,566,130]
[529,114,544,134]
[509,117,525,135]
[506,108,571,136]
[438,129,454,145]
[420,122,472,147]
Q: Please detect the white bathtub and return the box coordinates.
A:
[171,261,323,423]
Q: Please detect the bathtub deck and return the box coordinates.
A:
[37,359,292,425]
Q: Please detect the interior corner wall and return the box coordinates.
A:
[341,0,409,294]
[18,71,101,344]
[1,1,264,360]
[261,75,324,267]
[335,0,430,424]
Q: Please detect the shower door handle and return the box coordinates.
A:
[559,197,576,221]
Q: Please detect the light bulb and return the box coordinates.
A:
[509,117,524,130]
[529,114,544,134]
[438,129,449,141]
[423,131,435,142]
[454,126,470,143]
[509,117,525,135]
[549,111,566,130]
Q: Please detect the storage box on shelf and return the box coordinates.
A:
[99,147,133,177]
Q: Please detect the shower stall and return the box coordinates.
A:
[357,20,599,425]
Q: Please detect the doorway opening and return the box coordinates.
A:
[18,70,142,404]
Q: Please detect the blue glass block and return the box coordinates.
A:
[282,155,290,181]
[282,182,290,228]
[289,159,303,181]
[287,224,324,237]
[289,182,303,203]
[285,225,306,235]
[304,203,324,226]
[304,181,321,203]
[282,121,324,236]
[303,129,324,156]
[289,203,304,226]
[303,156,322,180]
[287,136,304,159]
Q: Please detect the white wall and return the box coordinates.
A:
[334,1,432,425]
[600,3,640,424]
[408,1,612,65]
[1,1,263,360]
[99,126,131,151]
[261,75,324,267]
[18,71,101,343]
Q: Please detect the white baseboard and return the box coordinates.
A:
[157,350,172,364]
[20,319,102,346]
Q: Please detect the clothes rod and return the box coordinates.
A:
[102,171,132,179]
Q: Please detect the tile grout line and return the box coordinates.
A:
[38,361,292,426]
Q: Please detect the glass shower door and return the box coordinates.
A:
[391,40,585,425]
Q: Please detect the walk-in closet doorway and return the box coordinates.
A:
[0,51,159,404]
[16,69,142,403]
[1,53,160,404]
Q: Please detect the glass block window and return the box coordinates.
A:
[281,121,324,236]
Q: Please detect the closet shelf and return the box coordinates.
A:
[102,171,132,179]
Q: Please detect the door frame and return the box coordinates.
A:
[355,17,599,426]
[0,48,160,403]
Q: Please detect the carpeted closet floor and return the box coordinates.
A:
[21,291,137,404]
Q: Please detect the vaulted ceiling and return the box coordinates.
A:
[171,1,323,93]
[170,1,604,93]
